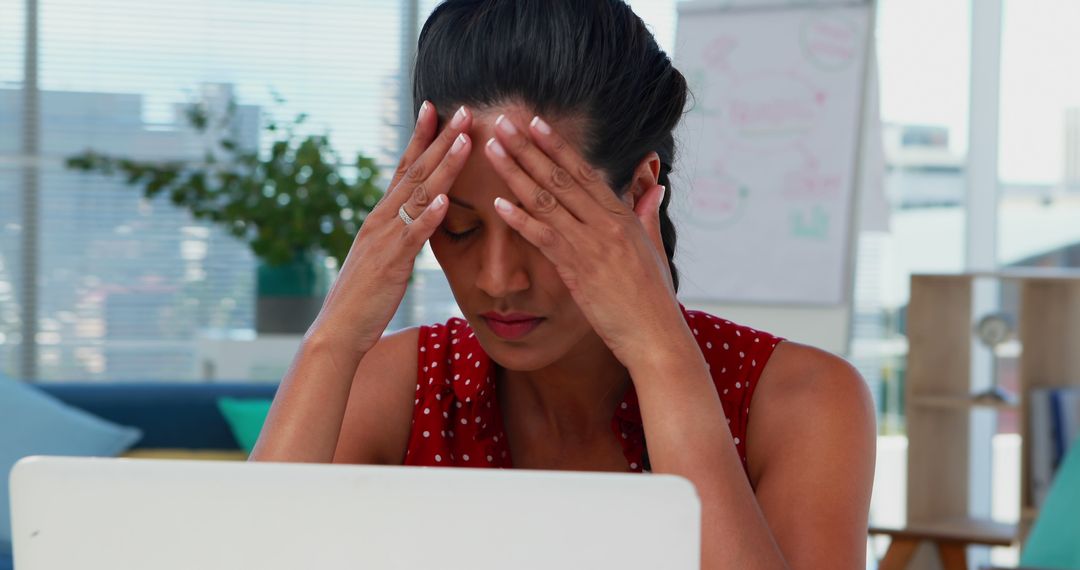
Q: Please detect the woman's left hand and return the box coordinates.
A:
[484,113,690,366]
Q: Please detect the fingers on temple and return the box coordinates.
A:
[527,115,626,213]
[390,101,439,191]
[400,132,471,222]
[392,105,473,206]
[485,129,576,231]
[490,114,595,223]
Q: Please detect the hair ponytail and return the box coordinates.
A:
[657,163,679,294]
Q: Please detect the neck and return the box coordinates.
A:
[497,330,631,444]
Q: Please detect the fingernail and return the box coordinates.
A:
[530,116,551,135]
[451,106,468,128]
[451,133,468,154]
[432,194,446,208]
[494,197,513,214]
[487,138,507,158]
[417,101,429,122]
[496,114,517,136]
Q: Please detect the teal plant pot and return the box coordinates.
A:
[255,250,330,334]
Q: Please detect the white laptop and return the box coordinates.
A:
[10,456,700,570]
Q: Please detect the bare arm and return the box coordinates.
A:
[247,101,474,463]
[332,327,419,465]
[249,327,419,464]
[628,339,875,570]
[746,342,877,569]
[248,331,366,463]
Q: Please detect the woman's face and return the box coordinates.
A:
[429,103,614,371]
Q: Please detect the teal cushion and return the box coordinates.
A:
[0,379,142,544]
[216,397,272,455]
[1021,437,1080,569]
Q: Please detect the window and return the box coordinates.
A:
[4,0,407,381]
[998,0,1080,271]
[853,0,971,434]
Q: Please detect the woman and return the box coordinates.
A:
[251,1,876,568]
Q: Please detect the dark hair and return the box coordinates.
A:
[415,0,690,472]
[413,0,687,294]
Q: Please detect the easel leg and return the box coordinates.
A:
[937,542,968,570]
[879,538,919,570]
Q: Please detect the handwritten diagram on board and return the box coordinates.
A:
[672,4,871,305]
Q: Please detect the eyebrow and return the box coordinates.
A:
[448,196,523,210]
[448,196,475,210]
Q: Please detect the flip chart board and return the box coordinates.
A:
[672,0,874,306]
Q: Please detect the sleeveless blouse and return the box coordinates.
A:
[403,304,784,480]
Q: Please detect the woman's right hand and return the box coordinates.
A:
[306,102,474,357]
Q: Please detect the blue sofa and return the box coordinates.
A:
[37,382,278,451]
[2,382,278,570]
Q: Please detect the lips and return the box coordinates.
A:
[480,312,544,341]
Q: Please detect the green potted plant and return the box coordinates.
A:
[66,96,384,334]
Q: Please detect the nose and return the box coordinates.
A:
[474,226,531,299]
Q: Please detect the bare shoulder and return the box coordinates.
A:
[747,341,875,476]
[744,341,877,568]
[332,326,421,465]
[752,341,872,413]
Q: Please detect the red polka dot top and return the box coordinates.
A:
[403,304,785,480]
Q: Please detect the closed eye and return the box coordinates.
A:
[440,227,477,242]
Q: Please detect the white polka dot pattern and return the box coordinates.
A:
[401,306,784,479]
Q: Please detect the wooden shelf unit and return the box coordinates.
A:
[905,271,1080,552]
[908,395,1018,411]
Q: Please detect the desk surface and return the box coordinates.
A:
[869,517,1018,546]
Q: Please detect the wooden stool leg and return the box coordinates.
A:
[936,542,968,570]
[879,538,920,570]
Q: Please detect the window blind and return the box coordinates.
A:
[3,0,416,381]
[1,0,27,379]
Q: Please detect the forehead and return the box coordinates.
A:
[444,103,589,208]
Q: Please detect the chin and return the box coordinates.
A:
[472,331,554,373]
[473,319,594,374]
[464,324,554,374]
